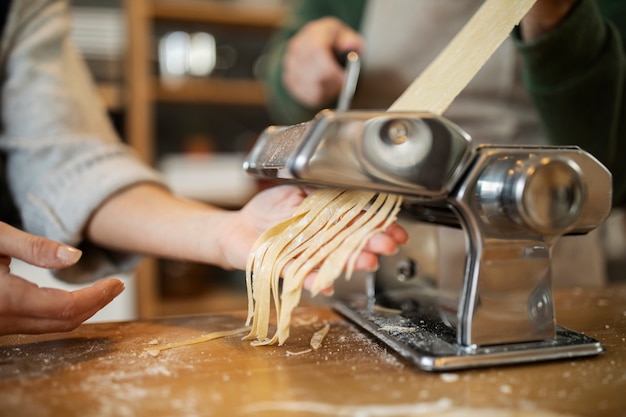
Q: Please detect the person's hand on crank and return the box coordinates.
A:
[282,17,363,108]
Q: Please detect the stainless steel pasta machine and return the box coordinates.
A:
[243,110,612,371]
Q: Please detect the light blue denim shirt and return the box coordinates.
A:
[0,0,166,282]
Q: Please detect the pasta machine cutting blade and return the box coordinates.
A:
[243,110,612,371]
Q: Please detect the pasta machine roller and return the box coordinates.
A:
[243,110,612,371]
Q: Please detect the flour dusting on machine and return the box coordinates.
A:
[243,110,612,371]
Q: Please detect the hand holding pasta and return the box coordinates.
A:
[244,189,404,346]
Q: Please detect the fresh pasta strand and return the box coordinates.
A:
[277,193,402,344]
[245,188,353,343]
[245,189,402,346]
[275,191,383,344]
[144,326,251,356]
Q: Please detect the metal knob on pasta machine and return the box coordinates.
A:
[244,110,612,371]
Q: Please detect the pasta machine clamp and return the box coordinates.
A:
[244,110,612,371]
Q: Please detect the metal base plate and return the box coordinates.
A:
[333,294,603,371]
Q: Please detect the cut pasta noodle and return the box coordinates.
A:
[245,189,402,345]
[285,323,331,356]
[310,323,331,350]
[144,326,251,356]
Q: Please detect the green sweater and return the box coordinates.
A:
[262,0,626,206]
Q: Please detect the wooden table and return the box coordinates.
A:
[1,285,624,417]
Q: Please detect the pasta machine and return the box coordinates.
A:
[243,110,612,371]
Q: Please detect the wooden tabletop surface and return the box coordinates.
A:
[0,285,624,417]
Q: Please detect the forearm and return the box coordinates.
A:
[86,183,238,270]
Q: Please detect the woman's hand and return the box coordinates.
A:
[219,185,408,284]
[0,222,124,336]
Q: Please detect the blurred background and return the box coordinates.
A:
[14,0,294,323]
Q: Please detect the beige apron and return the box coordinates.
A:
[355,0,606,288]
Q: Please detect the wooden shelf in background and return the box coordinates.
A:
[97,82,123,111]
[151,0,287,27]
[153,77,267,105]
